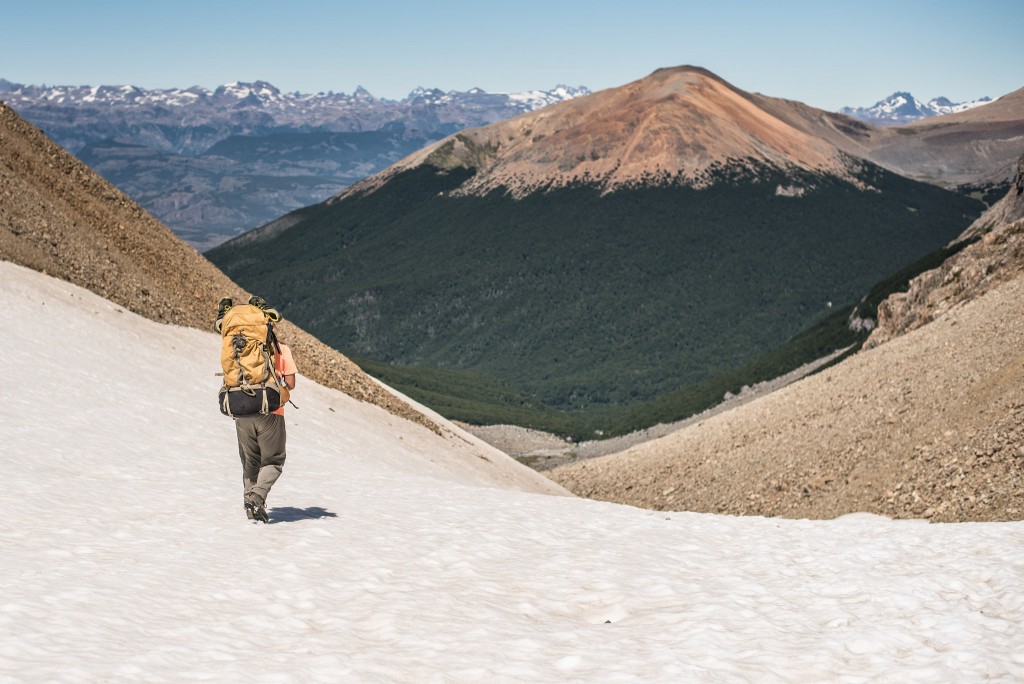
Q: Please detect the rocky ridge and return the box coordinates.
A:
[866,153,1024,348]
[342,69,1024,203]
[753,86,1024,190]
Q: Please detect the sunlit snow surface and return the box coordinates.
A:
[2,260,1024,682]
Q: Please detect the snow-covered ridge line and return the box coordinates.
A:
[0,77,590,110]
[840,90,993,125]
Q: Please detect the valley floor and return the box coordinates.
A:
[463,346,853,470]
[3,261,1024,681]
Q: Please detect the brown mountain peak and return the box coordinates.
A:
[348,66,853,199]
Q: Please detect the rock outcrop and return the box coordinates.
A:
[866,152,1024,349]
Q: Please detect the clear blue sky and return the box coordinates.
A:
[5,0,1022,110]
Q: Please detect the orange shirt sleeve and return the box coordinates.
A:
[275,344,298,376]
[271,344,297,416]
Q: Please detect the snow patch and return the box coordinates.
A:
[2,260,1023,681]
[775,184,807,197]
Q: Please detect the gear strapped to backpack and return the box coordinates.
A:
[215,297,290,417]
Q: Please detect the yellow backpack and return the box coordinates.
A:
[216,301,290,416]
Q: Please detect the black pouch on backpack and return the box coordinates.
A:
[218,385,283,417]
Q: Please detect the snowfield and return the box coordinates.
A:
[3,260,1024,682]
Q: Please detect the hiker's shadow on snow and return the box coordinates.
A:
[269,506,338,524]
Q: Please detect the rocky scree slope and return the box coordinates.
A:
[0,102,446,435]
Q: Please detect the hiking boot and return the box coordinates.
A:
[244,493,269,523]
[247,295,267,310]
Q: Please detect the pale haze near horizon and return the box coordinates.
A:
[4,0,1022,111]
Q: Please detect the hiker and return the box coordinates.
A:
[216,296,297,523]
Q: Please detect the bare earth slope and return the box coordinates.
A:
[0,102,568,494]
[550,270,1024,522]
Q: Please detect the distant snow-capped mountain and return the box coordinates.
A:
[0,78,590,157]
[840,91,992,126]
[0,79,591,152]
[0,77,590,248]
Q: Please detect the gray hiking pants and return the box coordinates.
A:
[235,413,287,503]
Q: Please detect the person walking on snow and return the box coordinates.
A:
[217,296,297,523]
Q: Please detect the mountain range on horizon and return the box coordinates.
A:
[0,76,993,129]
[2,75,1012,250]
[0,78,590,249]
[0,78,592,154]
[0,77,589,105]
